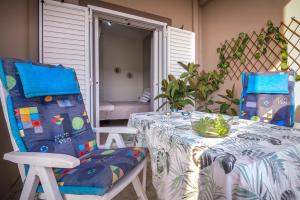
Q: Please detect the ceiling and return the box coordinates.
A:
[101,21,151,40]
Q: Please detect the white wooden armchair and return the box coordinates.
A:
[0,59,148,200]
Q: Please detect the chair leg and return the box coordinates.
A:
[36,167,63,200]
[142,161,147,191]
[20,167,39,200]
[132,177,148,200]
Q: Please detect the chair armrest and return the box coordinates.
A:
[93,127,138,149]
[3,151,80,168]
[93,126,138,135]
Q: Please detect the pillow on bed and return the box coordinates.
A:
[138,88,151,103]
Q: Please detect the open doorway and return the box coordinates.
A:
[90,6,168,127]
[98,21,152,125]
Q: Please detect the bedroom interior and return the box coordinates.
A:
[98,21,152,126]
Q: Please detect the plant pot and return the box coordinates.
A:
[170,108,179,112]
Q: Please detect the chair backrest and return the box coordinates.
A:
[240,71,295,127]
[0,58,97,179]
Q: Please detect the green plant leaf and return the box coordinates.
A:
[254,52,261,60]
[220,103,230,113]
[296,74,300,82]
[280,62,289,71]
[179,99,194,106]
[154,93,169,100]
[161,79,168,90]
[262,48,267,55]
[180,72,189,78]
[281,51,288,60]
[188,64,194,74]
[178,62,189,71]
[168,74,176,81]
[207,99,214,105]
[232,98,240,105]
[218,94,231,101]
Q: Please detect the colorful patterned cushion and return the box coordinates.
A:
[0,57,148,196]
[240,71,295,127]
[37,147,147,195]
[0,58,95,157]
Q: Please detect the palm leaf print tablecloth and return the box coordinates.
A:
[128,112,300,200]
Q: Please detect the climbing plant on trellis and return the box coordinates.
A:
[219,17,300,80]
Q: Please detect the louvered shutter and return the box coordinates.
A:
[167,27,195,78]
[39,0,90,115]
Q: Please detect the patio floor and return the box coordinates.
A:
[114,161,157,200]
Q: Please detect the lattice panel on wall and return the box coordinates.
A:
[222,17,300,80]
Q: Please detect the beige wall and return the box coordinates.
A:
[0,0,38,61]
[101,27,145,102]
[201,0,288,70]
[0,0,38,198]
[199,0,291,114]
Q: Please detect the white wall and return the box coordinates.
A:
[143,34,151,89]
[101,24,147,102]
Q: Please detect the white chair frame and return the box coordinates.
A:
[0,81,148,200]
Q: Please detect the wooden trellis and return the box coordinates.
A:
[222,17,300,80]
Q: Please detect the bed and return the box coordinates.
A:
[100,101,150,120]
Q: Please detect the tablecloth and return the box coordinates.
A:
[128,111,300,200]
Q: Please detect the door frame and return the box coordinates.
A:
[89,5,167,127]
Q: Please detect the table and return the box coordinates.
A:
[128,111,300,200]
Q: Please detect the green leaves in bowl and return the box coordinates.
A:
[191,115,230,137]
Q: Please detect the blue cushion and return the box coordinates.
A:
[15,63,80,98]
[36,148,147,195]
[246,73,289,94]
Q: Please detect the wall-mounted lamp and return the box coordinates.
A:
[107,21,112,26]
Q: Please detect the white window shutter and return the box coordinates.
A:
[167,27,195,78]
[39,0,90,115]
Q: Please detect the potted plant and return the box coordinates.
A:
[179,62,224,113]
[155,74,194,111]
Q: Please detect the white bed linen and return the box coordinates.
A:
[100,101,150,120]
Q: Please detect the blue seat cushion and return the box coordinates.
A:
[15,63,80,98]
[37,147,148,195]
[0,57,96,157]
